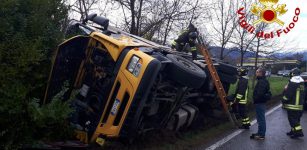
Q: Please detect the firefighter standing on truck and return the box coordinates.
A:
[231,67,251,129]
[282,68,305,138]
[171,24,198,60]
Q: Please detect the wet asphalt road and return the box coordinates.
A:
[207,106,307,150]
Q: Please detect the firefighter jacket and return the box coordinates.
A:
[172,30,197,52]
[253,76,270,104]
[235,76,249,104]
[282,76,305,111]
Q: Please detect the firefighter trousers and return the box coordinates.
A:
[287,110,303,132]
[232,103,250,126]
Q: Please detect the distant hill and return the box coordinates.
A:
[270,50,307,61]
[208,46,256,59]
[208,46,307,61]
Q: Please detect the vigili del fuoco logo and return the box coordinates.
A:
[237,0,300,39]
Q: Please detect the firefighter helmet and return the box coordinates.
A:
[237,67,248,76]
[290,68,301,77]
[189,32,197,40]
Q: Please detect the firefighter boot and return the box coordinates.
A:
[239,123,250,129]
[286,130,294,136]
[239,118,250,129]
[250,133,265,140]
[290,130,304,138]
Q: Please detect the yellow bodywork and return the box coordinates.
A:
[44,29,156,144]
[71,32,155,143]
[91,32,151,61]
[90,48,154,142]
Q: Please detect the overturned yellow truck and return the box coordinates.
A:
[43,14,238,144]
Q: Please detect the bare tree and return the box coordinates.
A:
[70,0,100,21]
[251,24,271,87]
[68,0,207,46]
[231,0,257,66]
[113,0,204,40]
[97,0,115,17]
[160,0,205,44]
[161,0,186,44]
[113,0,145,35]
[250,23,288,87]
[209,0,236,60]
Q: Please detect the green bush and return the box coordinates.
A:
[0,84,75,150]
[0,0,70,149]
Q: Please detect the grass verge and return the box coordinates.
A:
[229,76,289,101]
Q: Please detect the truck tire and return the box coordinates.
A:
[165,54,206,88]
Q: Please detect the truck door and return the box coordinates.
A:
[43,36,89,104]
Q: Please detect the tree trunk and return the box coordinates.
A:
[136,0,143,35]
[81,0,88,20]
[252,39,260,88]
[163,17,172,45]
[130,0,137,35]
[239,38,244,66]
[78,0,84,21]
[240,50,244,66]
[220,47,224,60]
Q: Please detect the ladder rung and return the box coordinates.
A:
[201,46,228,107]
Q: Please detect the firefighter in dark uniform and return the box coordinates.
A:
[233,67,251,129]
[282,68,305,138]
[171,24,198,60]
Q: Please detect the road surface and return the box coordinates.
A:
[203,104,307,150]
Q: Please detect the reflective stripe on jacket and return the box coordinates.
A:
[283,76,305,111]
[235,77,249,104]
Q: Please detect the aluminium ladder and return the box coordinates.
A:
[196,36,238,127]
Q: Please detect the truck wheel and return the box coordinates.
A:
[165,54,206,88]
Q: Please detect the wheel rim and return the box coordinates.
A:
[176,57,197,71]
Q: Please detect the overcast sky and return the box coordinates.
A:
[276,0,307,51]
[69,0,307,52]
[204,0,307,52]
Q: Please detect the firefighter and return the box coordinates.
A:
[233,67,251,129]
[171,23,198,60]
[282,68,305,138]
